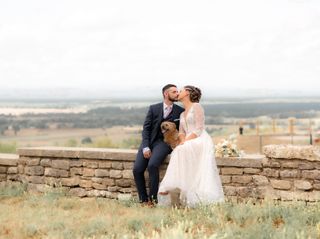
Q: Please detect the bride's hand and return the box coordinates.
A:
[179,140,185,145]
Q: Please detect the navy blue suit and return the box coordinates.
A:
[133,102,184,202]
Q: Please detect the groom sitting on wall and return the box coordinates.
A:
[133,84,184,205]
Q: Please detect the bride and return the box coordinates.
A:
[158,85,224,207]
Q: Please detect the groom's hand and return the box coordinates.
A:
[143,150,151,159]
[143,147,152,159]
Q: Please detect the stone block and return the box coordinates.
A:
[40,158,52,167]
[17,157,27,166]
[217,158,262,168]
[223,186,237,196]
[237,187,253,197]
[298,163,314,170]
[7,175,19,181]
[313,183,320,190]
[7,167,18,174]
[83,168,95,177]
[69,188,87,197]
[83,161,98,168]
[112,162,123,170]
[119,188,133,194]
[0,167,6,173]
[110,170,122,179]
[0,174,7,181]
[26,158,40,166]
[115,179,132,187]
[261,158,281,168]
[243,168,261,174]
[44,177,62,186]
[281,161,299,169]
[263,145,320,161]
[307,191,320,202]
[27,176,44,184]
[52,160,70,170]
[102,178,115,186]
[123,163,133,170]
[122,170,134,179]
[95,169,109,177]
[92,183,108,190]
[275,190,294,201]
[79,180,92,188]
[280,170,300,178]
[221,176,231,184]
[232,176,252,184]
[301,170,320,180]
[70,167,83,176]
[294,180,312,191]
[92,177,103,183]
[221,167,243,175]
[44,168,69,178]
[252,175,269,186]
[270,180,291,190]
[253,186,269,198]
[262,168,279,178]
[99,162,111,168]
[61,177,80,187]
[70,160,83,167]
[0,157,18,166]
[25,166,44,176]
[18,165,24,174]
[108,186,119,192]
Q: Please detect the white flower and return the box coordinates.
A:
[214,134,242,158]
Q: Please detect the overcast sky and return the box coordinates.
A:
[0,0,319,98]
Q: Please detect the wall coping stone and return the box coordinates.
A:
[18,147,265,166]
[0,153,19,166]
[263,145,320,161]
[18,147,137,161]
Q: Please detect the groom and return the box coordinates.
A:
[133,84,184,205]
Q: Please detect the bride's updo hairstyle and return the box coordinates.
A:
[184,85,202,103]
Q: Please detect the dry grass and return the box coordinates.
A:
[1,183,320,239]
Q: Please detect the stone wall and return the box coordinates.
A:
[0,153,19,182]
[0,145,320,201]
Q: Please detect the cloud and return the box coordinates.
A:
[0,0,319,97]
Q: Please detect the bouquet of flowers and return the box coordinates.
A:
[215,134,242,158]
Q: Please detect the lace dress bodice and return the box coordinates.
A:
[179,103,205,137]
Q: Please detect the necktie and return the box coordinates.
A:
[164,106,172,118]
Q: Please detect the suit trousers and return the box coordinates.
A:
[133,140,171,202]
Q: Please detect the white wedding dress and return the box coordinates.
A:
[158,103,224,207]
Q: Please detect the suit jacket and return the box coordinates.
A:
[141,102,184,149]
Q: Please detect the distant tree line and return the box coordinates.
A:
[0,102,320,133]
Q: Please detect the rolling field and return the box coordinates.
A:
[0,125,318,154]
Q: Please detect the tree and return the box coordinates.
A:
[12,125,20,136]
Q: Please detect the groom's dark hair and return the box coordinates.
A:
[162,84,177,96]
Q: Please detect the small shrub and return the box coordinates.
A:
[81,136,93,144]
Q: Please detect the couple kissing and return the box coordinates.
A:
[133,84,224,207]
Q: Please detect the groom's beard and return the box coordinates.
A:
[169,96,178,102]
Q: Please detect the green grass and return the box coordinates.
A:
[0,141,17,153]
[0,183,320,238]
